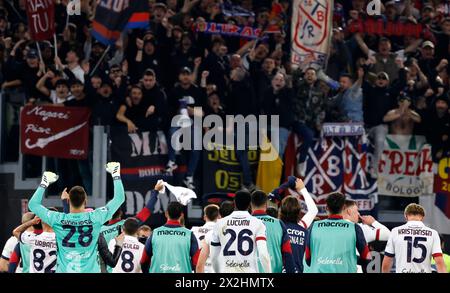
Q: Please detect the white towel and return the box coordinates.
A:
[158,180,197,206]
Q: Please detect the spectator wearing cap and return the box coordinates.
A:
[383,92,421,135]
[420,3,436,25]
[362,58,407,177]
[5,48,44,103]
[36,70,73,104]
[327,27,352,81]
[418,40,444,88]
[425,94,450,161]
[165,66,206,189]
[170,33,201,86]
[355,34,422,82]
[86,39,124,78]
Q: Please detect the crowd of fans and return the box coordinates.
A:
[0,0,450,193]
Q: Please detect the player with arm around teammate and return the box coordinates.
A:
[12,210,58,273]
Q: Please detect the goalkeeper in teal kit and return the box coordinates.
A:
[28,162,125,273]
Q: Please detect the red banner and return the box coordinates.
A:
[20,105,91,159]
[25,0,55,41]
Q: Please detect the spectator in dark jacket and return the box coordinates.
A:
[226,67,257,116]
[140,69,169,131]
[262,72,294,158]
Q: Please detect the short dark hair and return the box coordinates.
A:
[344,199,357,210]
[167,201,184,220]
[326,192,346,215]
[251,190,268,208]
[69,186,87,208]
[279,196,301,223]
[219,201,235,217]
[234,190,251,211]
[266,206,278,218]
[123,218,139,235]
[339,73,353,80]
[204,204,219,221]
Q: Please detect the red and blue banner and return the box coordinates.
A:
[284,134,377,219]
[92,0,150,45]
[195,22,262,39]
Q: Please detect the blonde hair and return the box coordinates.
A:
[404,203,425,217]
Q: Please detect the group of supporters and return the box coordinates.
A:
[0,167,448,273]
[2,0,450,193]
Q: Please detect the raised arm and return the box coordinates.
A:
[102,162,126,221]
[383,109,401,123]
[28,172,59,224]
[296,179,318,229]
[135,181,164,225]
[36,71,53,97]
[12,217,40,240]
[354,33,370,56]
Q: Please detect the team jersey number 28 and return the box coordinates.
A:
[62,225,94,247]
[223,229,254,256]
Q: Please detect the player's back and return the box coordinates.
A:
[150,225,194,273]
[305,218,360,273]
[50,211,106,273]
[191,221,215,244]
[18,231,35,273]
[253,213,283,273]
[110,235,144,273]
[191,222,216,273]
[212,211,266,273]
[28,232,57,273]
[385,221,442,273]
[284,222,307,273]
[101,220,125,246]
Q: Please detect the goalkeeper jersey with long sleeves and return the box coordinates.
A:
[28,178,125,273]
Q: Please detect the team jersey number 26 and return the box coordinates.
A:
[62,225,94,247]
[223,229,254,256]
